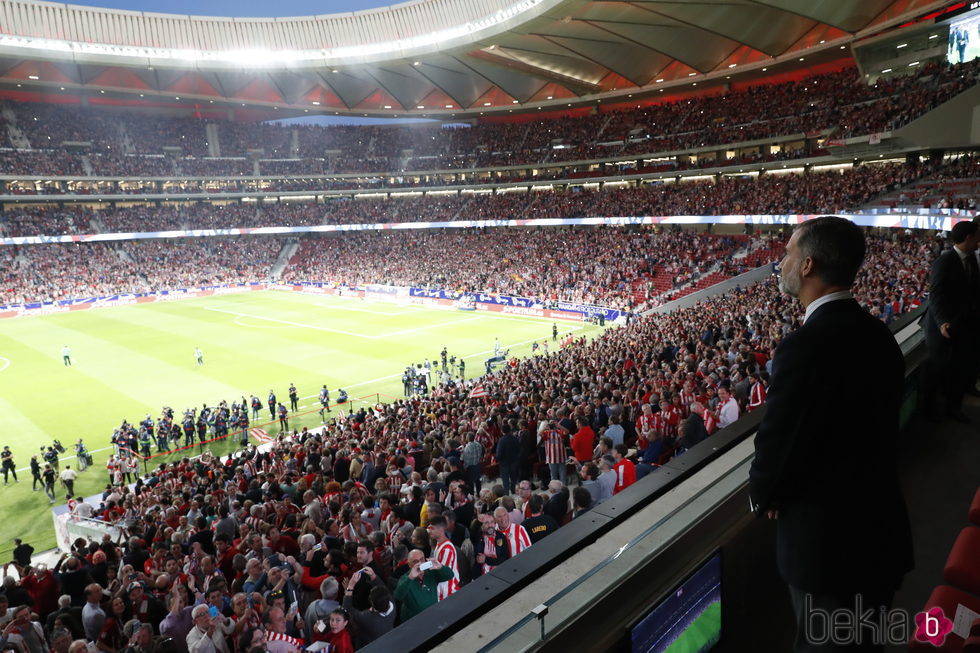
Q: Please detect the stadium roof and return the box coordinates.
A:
[0,0,956,118]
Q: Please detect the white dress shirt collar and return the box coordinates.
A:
[803,290,853,324]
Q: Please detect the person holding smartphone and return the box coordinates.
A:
[0,604,48,653]
[392,550,453,624]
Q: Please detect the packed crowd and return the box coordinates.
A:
[0,226,935,652]
[0,159,954,238]
[1,59,977,179]
[89,155,177,178]
[852,232,932,322]
[281,228,758,311]
[0,237,283,306]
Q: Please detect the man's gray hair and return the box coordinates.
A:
[794,216,866,288]
[192,604,211,619]
[320,577,339,601]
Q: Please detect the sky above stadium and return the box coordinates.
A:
[77,0,393,17]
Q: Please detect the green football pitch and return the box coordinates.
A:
[0,289,599,557]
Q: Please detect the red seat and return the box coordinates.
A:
[945,527,980,595]
[909,586,980,652]
[969,487,980,527]
[964,619,980,653]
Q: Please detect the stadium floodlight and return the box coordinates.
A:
[483,102,491,106]
[896,43,907,49]
[655,78,664,82]
[27,74,38,79]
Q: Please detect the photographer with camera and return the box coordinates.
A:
[392,550,452,624]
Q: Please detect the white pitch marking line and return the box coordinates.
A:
[312,303,417,317]
[213,306,494,340]
[6,321,584,473]
[0,356,9,372]
[206,306,371,338]
[233,315,292,329]
[378,315,485,339]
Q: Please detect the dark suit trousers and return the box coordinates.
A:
[788,586,894,653]
[925,329,979,412]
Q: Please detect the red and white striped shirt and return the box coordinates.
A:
[636,414,656,435]
[501,523,531,556]
[434,539,460,601]
[539,429,565,465]
[679,391,697,410]
[747,382,767,412]
[702,411,717,435]
[264,631,304,653]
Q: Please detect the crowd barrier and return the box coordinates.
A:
[0,211,969,247]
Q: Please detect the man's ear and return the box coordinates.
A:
[799,256,815,279]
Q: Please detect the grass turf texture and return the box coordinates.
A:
[663,601,722,653]
[0,290,599,557]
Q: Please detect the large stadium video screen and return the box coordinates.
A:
[630,554,722,653]
[948,6,980,64]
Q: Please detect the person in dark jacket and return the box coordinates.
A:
[495,427,520,495]
[342,579,394,647]
[520,495,559,544]
[923,220,980,422]
[749,217,912,653]
[679,411,709,451]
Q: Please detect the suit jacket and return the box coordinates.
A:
[681,413,709,450]
[926,247,980,343]
[749,298,913,594]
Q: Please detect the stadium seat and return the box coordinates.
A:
[909,586,980,652]
[944,527,980,595]
[962,618,980,653]
[969,487,980,527]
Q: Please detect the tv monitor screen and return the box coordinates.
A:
[631,554,722,653]
[948,6,980,64]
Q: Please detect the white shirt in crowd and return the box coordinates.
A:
[717,397,740,429]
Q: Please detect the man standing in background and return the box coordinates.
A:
[924,220,980,422]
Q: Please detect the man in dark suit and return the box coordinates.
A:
[924,220,980,422]
[679,410,709,450]
[749,216,913,653]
